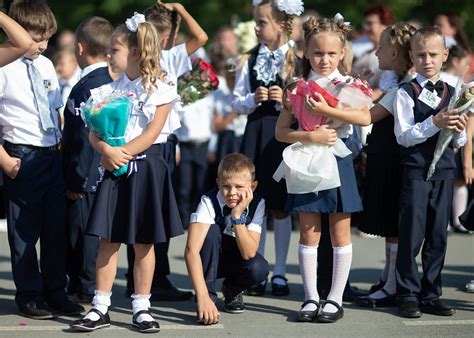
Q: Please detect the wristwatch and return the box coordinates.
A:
[230,213,247,225]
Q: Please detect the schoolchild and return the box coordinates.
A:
[356,22,417,307]
[185,153,268,324]
[393,27,467,318]
[0,10,32,67]
[275,16,371,323]
[122,1,208,301]
[71,13,182,333]
[0,0,83,319]
[232,0,304,296]
[62,16,114,304]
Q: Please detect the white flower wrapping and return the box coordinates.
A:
[125,12,146,32]
[252,0,304,16]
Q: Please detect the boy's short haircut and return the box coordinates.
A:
[411,26,445,48]
[218,153,256,181]
[144,4,173,35]
[75,16,113,58]
[9,0,57,37]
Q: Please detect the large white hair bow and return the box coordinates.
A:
[125,12,146,32]
[334,13,351,27]
[252,0,304,16]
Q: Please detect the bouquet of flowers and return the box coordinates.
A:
[233,20,258,53]
[177,58,219,106]
[81,88,134,176]
[320,77,374,109]
[426,81,474,180]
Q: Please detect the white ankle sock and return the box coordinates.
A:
[85,290,112,321]
[273,215,292,285]
[132,294,154,323]
[298,243,319,312]
[369,243,397,299]
[453,185,468,227]
[324,244,352,313]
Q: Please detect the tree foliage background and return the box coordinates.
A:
[2,0,474,47]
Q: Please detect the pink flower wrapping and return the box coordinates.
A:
[286,79,339,131]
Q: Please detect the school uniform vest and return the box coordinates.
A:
[206,187,263,251]
[399,79,455,179]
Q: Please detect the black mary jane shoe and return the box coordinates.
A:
[132,310,160,333]
[317,300,344,323]
[70,309,110,332]
[271,275,290,296]
[355,289,396,308]
[295,300,320,322]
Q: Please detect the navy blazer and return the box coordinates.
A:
[62,66,113,193]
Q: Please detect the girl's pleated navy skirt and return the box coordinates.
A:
[286,152,362,214]
[87,144,184,244]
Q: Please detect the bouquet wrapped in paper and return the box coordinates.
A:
[177,58,219,106]
[426,81,474,180]
[274,77,373,194]
[81,88,133,176]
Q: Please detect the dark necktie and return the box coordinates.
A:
[424,80,444,94]
[222,205,232,217]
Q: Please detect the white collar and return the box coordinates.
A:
[308,69,343,81]
[80,62,108,79]
[415,73,441,88]
[258,42,290,56]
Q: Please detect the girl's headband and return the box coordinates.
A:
[125,12,146,32]
[252,0,304,16]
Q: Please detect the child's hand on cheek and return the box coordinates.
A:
[254,86,269,104]
[231,187,253,219]
[269,85,283,104]
[305,93,329,115]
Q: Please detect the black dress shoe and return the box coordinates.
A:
[271,275,290,296]
[245,279,267,296]
[150,285,194,301]
[295,300,320,322]
[19,300,55,320]
[399,300,422,318]
[71,309,110,332]
[355,289,396,308]
[47,297,84,316]
[420,299,456,316]
[317,300,344,323]
[132,310,160,333]
[222,284,245,314]
[369,279,386,293]
[343,285,368,302]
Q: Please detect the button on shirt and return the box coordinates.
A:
[0,56,63,146]
[190,190,265,238]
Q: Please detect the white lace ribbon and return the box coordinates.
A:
[125,12,146,32]
[252,0,304,16]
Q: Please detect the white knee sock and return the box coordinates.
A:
[379,242,391,283]
[298,243,319,312]
[272,215,292,285]
[132,294,154,323]
[324,244,352,313]
[453,185,468,227]
[370,243,397,299]
[85,290,112,321]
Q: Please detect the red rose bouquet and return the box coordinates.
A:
[178,58,219,106]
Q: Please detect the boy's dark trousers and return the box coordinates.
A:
[2,144,67,307]
[396,173,453,302]
[201,224,269,301]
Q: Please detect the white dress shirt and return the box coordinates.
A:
[190,190,265,237]
[393,74,466,148]
[176,95,214,143]
[80,62,108,79]
[0,55,63,146]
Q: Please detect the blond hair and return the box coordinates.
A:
[217,153,256,181]
[382,22,417,79]
[302,16,352,79]
[113,23,166,92]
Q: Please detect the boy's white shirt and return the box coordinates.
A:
[393,73,466,148]
[0,55,62,147]
[190,190,265,237]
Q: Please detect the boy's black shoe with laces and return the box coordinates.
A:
[222,284,245,314]
[18,300,55,320]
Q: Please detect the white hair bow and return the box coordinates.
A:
[252,0,304,16]
[334,13,351,27]
[125,12,146,32]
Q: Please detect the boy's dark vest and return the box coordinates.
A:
[247,46,301,122]
[206,187,263,252]
[399,78,455,179]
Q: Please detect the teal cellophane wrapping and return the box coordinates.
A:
[82,93,133,176]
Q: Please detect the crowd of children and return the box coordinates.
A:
[0,0,472,333]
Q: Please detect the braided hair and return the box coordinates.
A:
[382,22,417,79]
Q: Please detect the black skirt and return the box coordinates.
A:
[87,144,184,244]
[359,153,402,237]
[286,153,362,213]
[240,115,289,210]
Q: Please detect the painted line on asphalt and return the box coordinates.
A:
[404,320,474,326]
[0,323,225,331]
